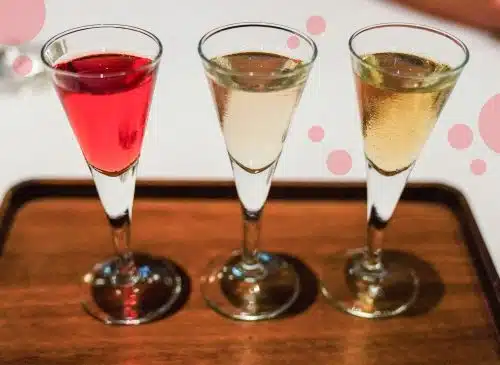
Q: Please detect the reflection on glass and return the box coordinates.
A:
[41,24,182,325]
[321,23,469,318]
[198,22,317,321]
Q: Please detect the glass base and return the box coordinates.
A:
[320,248,419,319]
[201,251,300,321]
[81,252,182,325]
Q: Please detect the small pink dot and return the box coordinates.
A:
[327,150,352,175]
[287,35,300,49]
[12,55,32,76]
[308,125,324,142]
[478,94,500,153]
[448,124,473,150]
[470,159,487,175]
[306,16,326,35]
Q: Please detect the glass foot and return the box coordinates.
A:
[201,251,300,321]
[81,252,182,325]
[320,248,419,318]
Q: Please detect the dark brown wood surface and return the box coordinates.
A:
[0,180,498,365]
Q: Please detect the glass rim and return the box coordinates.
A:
[197,21,318,78]
[40,23,163,79]
[348,22,470,79]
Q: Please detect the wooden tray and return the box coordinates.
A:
[0,179,498,365]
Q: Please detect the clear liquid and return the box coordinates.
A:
[355,52,458,175]
[206,52,308,172]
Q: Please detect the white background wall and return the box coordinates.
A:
[1,0,500,273]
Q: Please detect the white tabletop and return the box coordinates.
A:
[2,0,500,274]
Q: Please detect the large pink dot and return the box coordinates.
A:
[478,94,500,153]
[306,16,326,35]
[12,55,32,76]
[448,123,473,150]
[0,0,45,45]
[287,35,300,49]
[327,150,352,175]
[308,125,324,142]
[470,159,487,175]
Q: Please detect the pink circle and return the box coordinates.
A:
[326,150,352,175]
[287,35,300,49]
[470,159,487,175]
[308,125,324,142]
[306,16,326,35]
[478,94,500,153]
[448,124,473,150]
[0,0,45,45]
[12,55,32,76]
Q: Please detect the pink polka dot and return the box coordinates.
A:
[327,150,352,175]
[308,125,324,142]
[306,16,326,35]
[478,94,500,153]
[12,55,32,76]
[287,35,300,49]
[470,159,487,175]
[448,124,473,150]
[0,0,45,45]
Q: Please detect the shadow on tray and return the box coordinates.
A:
[276,253,319,319]
[380,249,446,317]
[270,250,445,319]
[156,258,191,319]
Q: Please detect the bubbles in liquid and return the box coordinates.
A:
[358,52,456,174]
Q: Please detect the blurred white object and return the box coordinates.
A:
[0,44,49,94]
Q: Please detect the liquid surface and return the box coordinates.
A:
[206,52,308,172]
[355,52,457,175]
[54,53,156,174]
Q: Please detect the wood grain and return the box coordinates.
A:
[0,180,498,365]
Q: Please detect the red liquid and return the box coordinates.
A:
[54,53,157,174]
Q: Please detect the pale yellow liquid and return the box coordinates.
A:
[205,52,308,172]
[355,52,458,175]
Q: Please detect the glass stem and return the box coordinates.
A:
[109,211,137,278]
[364,206,387,271]
[242,209,262,268]
[363,161,414,272]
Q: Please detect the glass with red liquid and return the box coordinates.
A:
[41,24,182,325]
